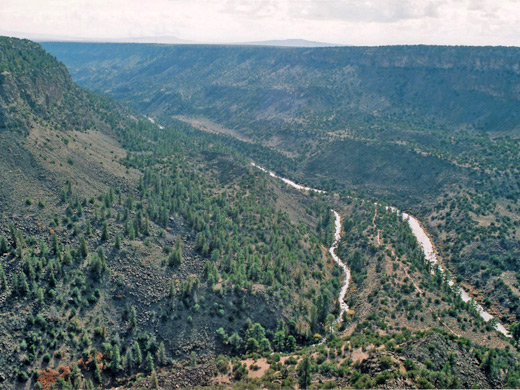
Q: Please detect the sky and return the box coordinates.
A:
[0,0,519,46]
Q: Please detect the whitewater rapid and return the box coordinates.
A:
[251,162,511,339]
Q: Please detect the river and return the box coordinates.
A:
[251,163,348,326]
[251,162,511,338]
[330,210,351,322]
[402,212,510,337]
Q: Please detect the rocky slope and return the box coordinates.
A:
[0,37,338,389]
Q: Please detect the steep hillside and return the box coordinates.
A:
[0,37,340,389]
[0,37,135,220]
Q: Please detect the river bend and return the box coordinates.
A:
[251,162,510,338]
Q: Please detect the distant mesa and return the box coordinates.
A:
[1,29,338,47]
[234,39,340,47]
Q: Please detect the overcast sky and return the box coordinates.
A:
[1,0,519,46]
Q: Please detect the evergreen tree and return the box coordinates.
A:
[273,330,285,351]
[79,237,88,258]
[51,233,59,255]
[86,221,92,236]
[143,215,150,236]
[287,335,296,352]
[111,345,122,372]
[70,364,81,387]
[168,238,183,267]
[9,224,16,248]
[94,361,102,383]
[125,348,134,371]
[101,221,109,241]
[133,341,142,367]
[18,272,29,296]
[158,342,167,365]
[260,337,272,353]
[145,352,155,374]
[298,356,312,388]
[129,306,137,328]
[150,370,159,389]
[168,280,176,298]
[0,235,7,255]
[48,270,57,288]
[115,234,121,250]
[0,263,7,291]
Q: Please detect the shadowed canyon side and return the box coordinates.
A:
[41,42,520,203]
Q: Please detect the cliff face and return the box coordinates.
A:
[0,37,132,214]
[0,38,76,131]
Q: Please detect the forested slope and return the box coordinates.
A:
[0,37,339,389]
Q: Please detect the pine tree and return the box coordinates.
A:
[298,356,312,388]
[287,335,296,352]
[70,364,81,387]
[36,287,44,303]
[0,264,6,291]
[79,237,88,258]
[115,234,121,250]
[9,224,16,247]
[111,345,122,372]
[145,352,154,374]
[168,238,183,267]
[168,280,176,298]
[0,235,8,254]
[101,221,109,241]
[19,272,29,296]
[49,270,57,287]
[129,306,137,328]
[150,369,159,389]
[94,361,102,383]
[133,341,142,367]
[158,342,167,365]
[125,348,134,371]
[51,233,59,255]
[143,215,150,236]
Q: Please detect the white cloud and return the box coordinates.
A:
[0,0,518,45]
